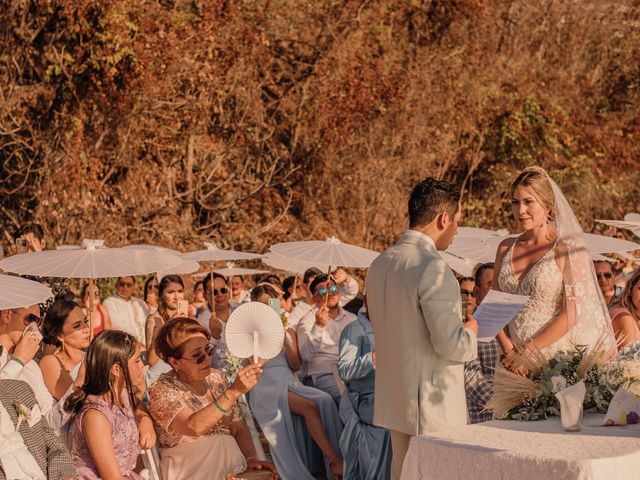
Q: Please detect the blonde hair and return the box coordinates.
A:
[613,270,640,323]
[510,166,556,222]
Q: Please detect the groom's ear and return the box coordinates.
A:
[435,211,450,231]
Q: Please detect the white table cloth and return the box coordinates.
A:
[401,414,640,480]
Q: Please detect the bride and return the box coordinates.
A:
[493,166,616,366]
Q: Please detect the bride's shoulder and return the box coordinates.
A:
[493,236,517,267]
[552,236,570,270]
[497,236,517,253]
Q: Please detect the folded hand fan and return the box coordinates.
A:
[225,302,284,363]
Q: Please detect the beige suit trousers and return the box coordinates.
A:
[390,430,411,480]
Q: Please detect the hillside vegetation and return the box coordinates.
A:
[1,0,639,254]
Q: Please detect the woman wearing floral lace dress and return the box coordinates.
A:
[495,167,616,368]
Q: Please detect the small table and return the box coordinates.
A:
[401,414,640,480]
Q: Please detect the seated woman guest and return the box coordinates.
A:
[148,317,277,480]
[145,275,195,384]
[81,283,112,336]
[609,270,640,348]
[197,273,237,367]
[249,285,344,480]
[40,298,90,401]
[191,280,207,318]
[281,276,302,316]
[142,276,160,316]
[338,297,391,480]
[65,330,156,480]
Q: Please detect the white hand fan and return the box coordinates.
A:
[225,302,284,363]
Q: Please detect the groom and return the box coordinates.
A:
[366,177,478,479]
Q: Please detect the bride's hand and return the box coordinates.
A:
[501,349,528,376]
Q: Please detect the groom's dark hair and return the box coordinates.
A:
[408,177,460,228]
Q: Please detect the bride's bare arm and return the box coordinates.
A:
[493,238,516,354]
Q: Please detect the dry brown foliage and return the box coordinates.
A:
[1,0,639,255]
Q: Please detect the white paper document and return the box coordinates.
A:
[474,289,529,339]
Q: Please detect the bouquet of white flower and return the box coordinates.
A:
[487,336,638,421]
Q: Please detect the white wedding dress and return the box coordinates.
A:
[496,169,617,359]
[498,240,573,359]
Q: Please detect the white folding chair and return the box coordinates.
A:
[141,447,163,480]
[238,394,267,461]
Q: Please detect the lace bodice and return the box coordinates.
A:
[498,241,571,358]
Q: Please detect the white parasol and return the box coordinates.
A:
[590,253,616,263]
[0,274,53,310]
[122,244,200,278]
[225,302,284,363]
[0,239,182,338]
[215,262,268,278]
[579,232,640,254]
[182,242,263,263]
[270,237,378,269]
[596,213,640,238]
[182,242,263,318]
[270,236,378,302]
[441,252,478,277]
[261,251,336,275]
[0,240,182,278]
[447,227,512,264]
[448,229,640,264]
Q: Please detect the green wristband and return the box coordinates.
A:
[213,398,227,413]
[10,355,25,367]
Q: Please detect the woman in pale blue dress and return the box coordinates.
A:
[338,308,391,480]
[248,285,345,479]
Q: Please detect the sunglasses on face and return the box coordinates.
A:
[460,290,474,296]
[316,285,338,296]
[213,288,228,296]
[180,343,215,364]
[596,272,613,280]
[119,282,135,288]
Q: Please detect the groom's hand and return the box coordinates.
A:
[463,315,478,335]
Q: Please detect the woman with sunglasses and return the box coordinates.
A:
[196,273,237,368]
[609,270,640,348]
[80,282,112,337]
[148,317,278,479]
[248,285,344,480]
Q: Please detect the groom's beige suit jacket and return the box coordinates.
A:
[366,231,477,435]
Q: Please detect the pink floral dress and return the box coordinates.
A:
[72,396,141,479]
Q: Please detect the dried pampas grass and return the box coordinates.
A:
[484,366,537,419]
